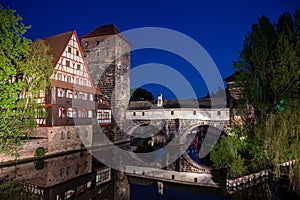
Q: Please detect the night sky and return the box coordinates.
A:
[2,0,300,99]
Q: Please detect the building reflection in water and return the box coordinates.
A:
[0,151,130,200]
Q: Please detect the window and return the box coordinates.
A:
[68,47,71,53]
[96,167,111,185]
[75,77,79,85]
[59,107,66,118]
[133,112,136,116]
[77,64,81,70]
[88,110,93,118]
[67,76,72,83]
[73,109,77,118]
[66,60,70,67]
[67,108,74,118]
[74,91,78,99]
[66,89,73,98]
[96,41,100,46]
[83,79,87,86]
[193,110,196,115]
[171,111,174,115]
[57,88,64,97]
[142,112,145,116]
[61,131,65,140]
[217,111,221,116]
[67,131,71,139]
[97,111,103,124]
[104,112,110,120]
[57,73,62,81]
[76,50,79,56]
[78,109,87,118]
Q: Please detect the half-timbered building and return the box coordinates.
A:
[29,30,111,155]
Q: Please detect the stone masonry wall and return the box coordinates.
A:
[85,34,130,141]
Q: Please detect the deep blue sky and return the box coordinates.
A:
[2,0,300,99]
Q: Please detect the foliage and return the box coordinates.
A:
[0,179,26,199]
[130,87,155,101]
[263,101,300,192]
[35,147,45,158]
[0,5,53,155]
[214,8,300,192]
[35,159,45,170]
[233,10,300,127]
[210,129,248,178]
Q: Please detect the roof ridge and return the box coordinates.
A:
[81,24,120,38]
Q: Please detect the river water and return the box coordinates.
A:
[0,150,298,200]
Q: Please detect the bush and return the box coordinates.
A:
[35,147,45,158]
[35,159,44,170]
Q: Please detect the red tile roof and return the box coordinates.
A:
[81,24,120,38]
[43,31,74,66]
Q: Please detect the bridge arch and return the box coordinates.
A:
[181,122,227,166]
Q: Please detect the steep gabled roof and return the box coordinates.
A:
[81,24,120,38]
[43,31,74,66]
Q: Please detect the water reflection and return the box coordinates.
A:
[0,151,299,200]
[0,151,117,199]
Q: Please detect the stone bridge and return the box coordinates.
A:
[122,101,230,174]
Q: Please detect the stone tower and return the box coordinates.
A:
[81,24,130,141]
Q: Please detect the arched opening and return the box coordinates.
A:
[185,125,226,166]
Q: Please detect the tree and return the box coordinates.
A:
[263,101,300,192]
[233,13,300,126]
[130,87,155,101]
[212,9,300,190]
[0,5,53,155]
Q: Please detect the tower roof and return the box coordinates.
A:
[43,31,74,66]
[81,24,120,38]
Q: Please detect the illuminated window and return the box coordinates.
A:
[104,112,110,120]
[88,110,93,118]
[67,108,75,118]
[96,167,111,185]
[59,107,66,118]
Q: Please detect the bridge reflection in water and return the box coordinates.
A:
[0,150,294,200]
